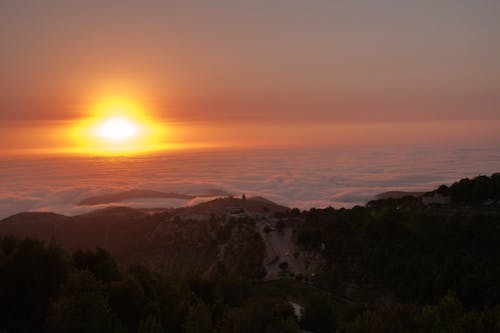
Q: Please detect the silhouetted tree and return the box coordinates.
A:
[138,315,164,333]
[300,295,336,333]
[72,248,120,283]
[0,238,68,332]
[49,270,126,333]
[109,276,145,331]
[185,301,213,333]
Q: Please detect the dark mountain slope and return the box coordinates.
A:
[0,199,272,278]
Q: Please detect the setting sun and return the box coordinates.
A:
[2,3,500,331]
[97,117,140,141]
[67,97,168,155]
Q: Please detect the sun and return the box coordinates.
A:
[97,117,140,141]
[69,97,168,155]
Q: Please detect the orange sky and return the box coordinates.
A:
[1,1,499,154]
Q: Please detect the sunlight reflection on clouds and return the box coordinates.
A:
[1,145,499,219]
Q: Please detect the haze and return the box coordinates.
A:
[1,1,499,153]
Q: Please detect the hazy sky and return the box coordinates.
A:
[1,1,499,152]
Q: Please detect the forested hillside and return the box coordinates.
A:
[1,174,500,332]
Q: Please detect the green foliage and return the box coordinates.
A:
[1,234,18,255]
[2,172,500,333]
[221,225,267,279]
[340,303,418,333]
[340,293,500,333]
[154,278,192,332]
[274,211,287,219]
[366,195,421,209]
[215,276,252,307]
[109,276,145,331]
[0,237,68,332]
[138,315,164,333]
[184,301,213,333]
[219,298,299,333]
[295,205,500,308]
[49,269,126,333]
[300,295,336,333]
[290,208,302,218]
[127,265,193,332]
[188,276,216,306]
[279,261,289,270]
[0,237,198,333]
[72,248,120,283]
[432,173,500,205]
[276,220,286,232]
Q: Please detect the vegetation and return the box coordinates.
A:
[293,175,500,331]
[296,206,500,302]
[432,173,500,205]
[1,174,500,332]
[0,237,298,333]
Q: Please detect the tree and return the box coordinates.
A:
[109,276,145,331]
[219,298,299,333]
[290,208,301,218]
[138,315,164,333]
[0,238,68,332]
[72,248,120,283]
[49,270,126,333]
[185,301,213,333]
[276,220,286,232]
[300,295,336,333]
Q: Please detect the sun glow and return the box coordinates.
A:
[97,117,139,141]
[69,97,167,155]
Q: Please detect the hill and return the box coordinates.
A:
[369,173,500,209]
[374,190,425,200]
[1,175,500,332]
[0,197,282,278]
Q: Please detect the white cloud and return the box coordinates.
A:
[0,144,499,219]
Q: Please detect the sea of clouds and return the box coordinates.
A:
[1,144,499,219]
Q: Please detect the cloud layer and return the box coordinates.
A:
[1,144,499,219]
